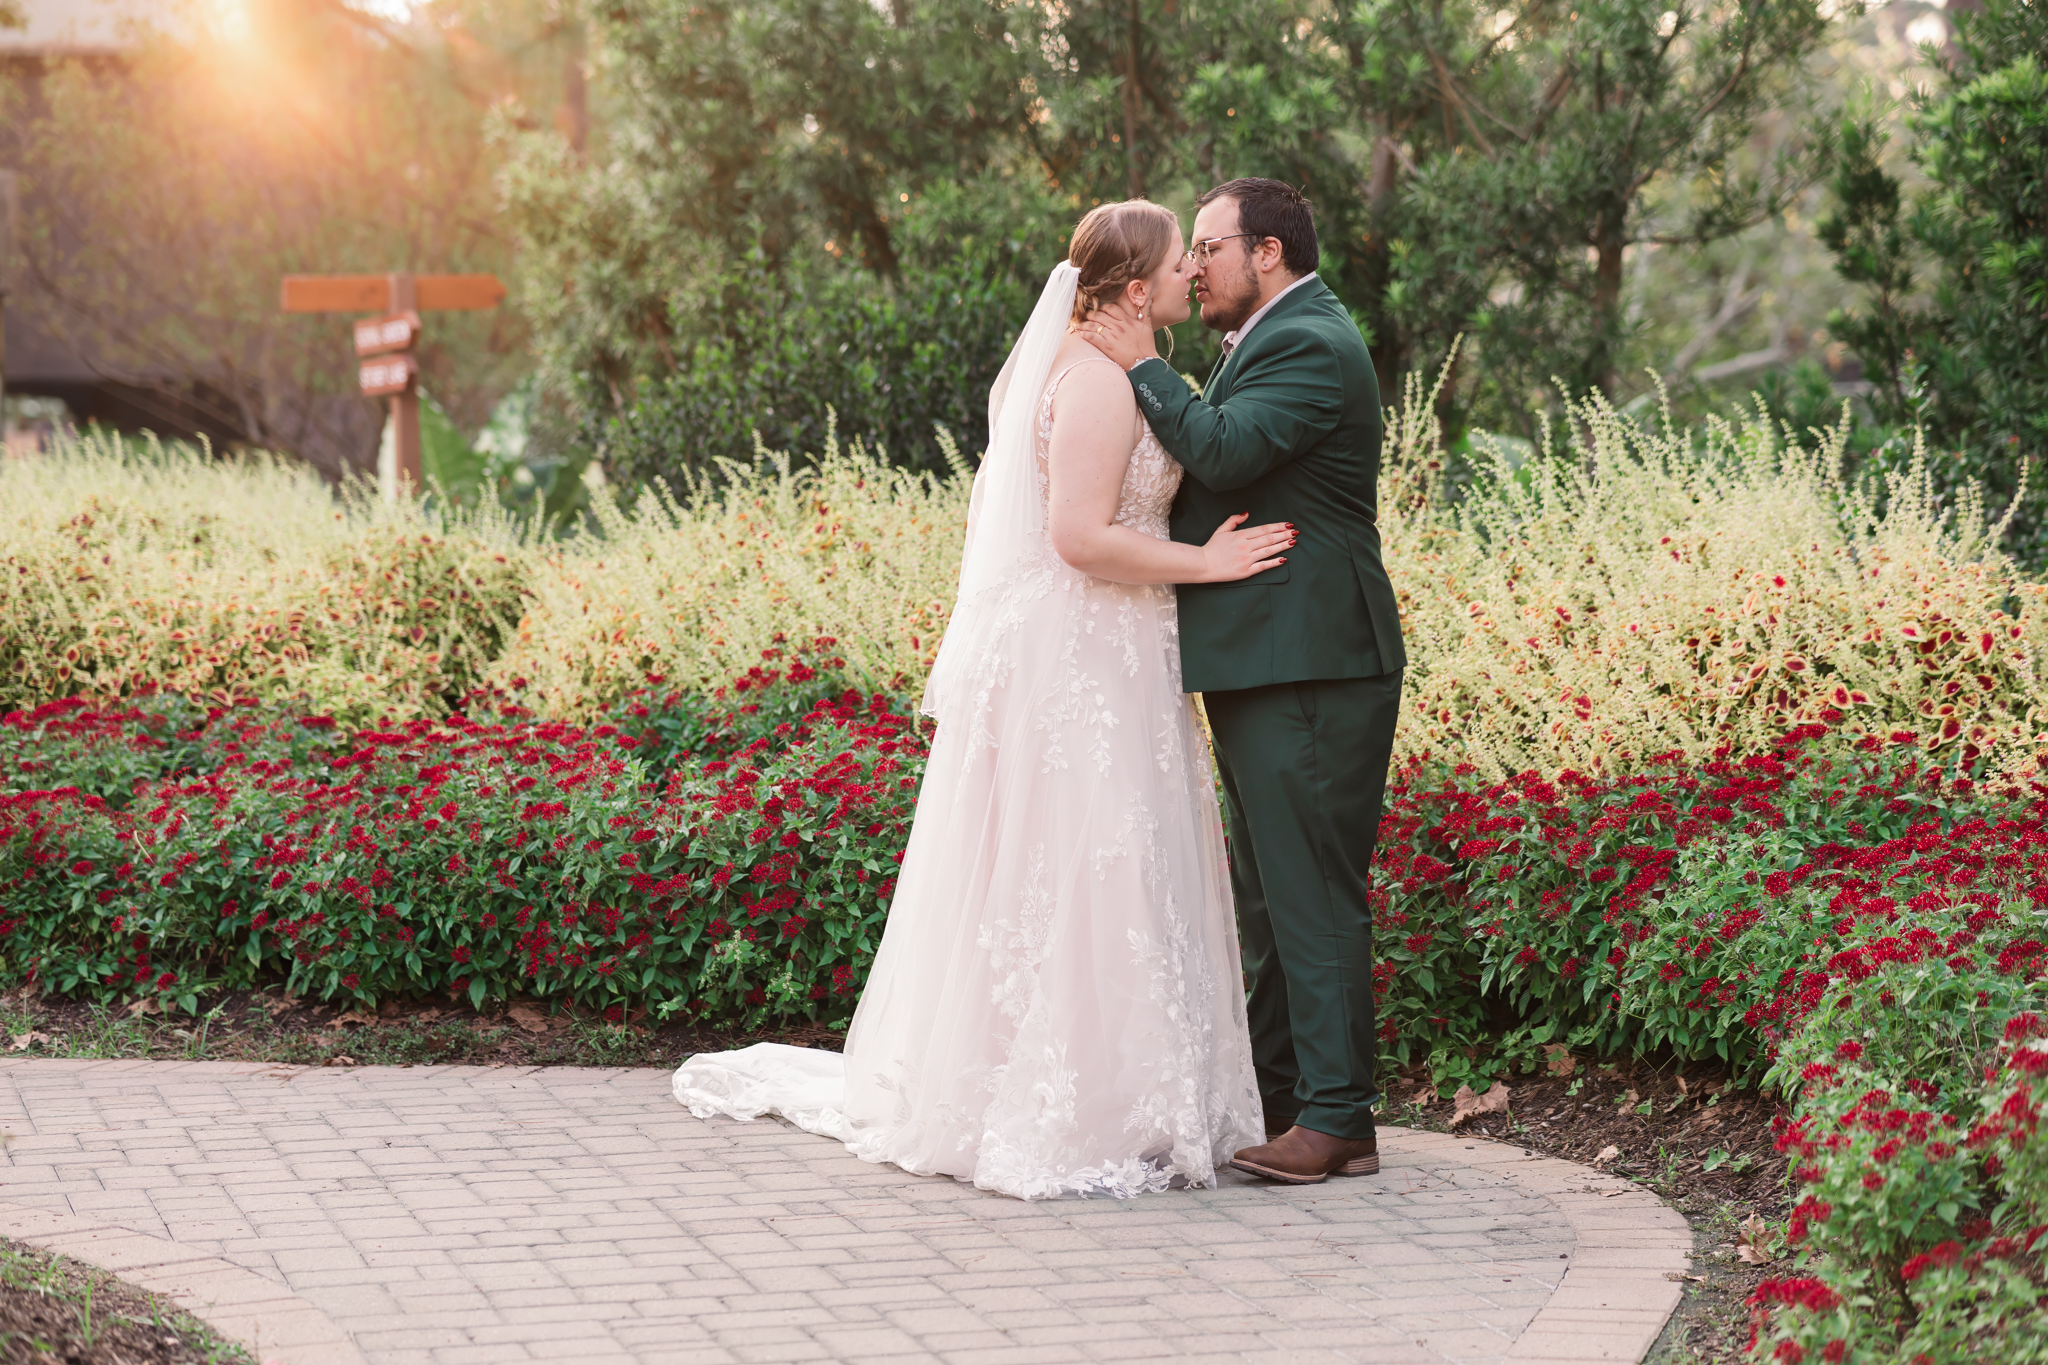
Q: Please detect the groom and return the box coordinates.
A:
[1085,178,1403,1184]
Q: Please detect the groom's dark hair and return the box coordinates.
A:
[1198,178,1318,277]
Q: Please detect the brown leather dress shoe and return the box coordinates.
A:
[1265,1114,1298,1141]
[1229,1125,1379,1184]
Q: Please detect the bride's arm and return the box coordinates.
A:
[1046,361,1294,586]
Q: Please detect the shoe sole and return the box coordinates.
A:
[1229,1153,1380,1184]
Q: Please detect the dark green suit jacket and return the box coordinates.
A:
[1128,276,1405,693]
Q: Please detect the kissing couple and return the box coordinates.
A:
[677,177,1406,1199]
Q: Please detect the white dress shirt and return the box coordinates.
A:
[1220,272,1320,357]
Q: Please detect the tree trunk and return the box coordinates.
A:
[1592,204,1627,396]
[1369,135,1399,215]
[1121,0,1145,199]
[1366,134,1403,403]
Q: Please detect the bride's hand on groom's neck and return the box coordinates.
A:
[1076,302,1159,371]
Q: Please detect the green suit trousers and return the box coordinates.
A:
[1204,671,1403,1141]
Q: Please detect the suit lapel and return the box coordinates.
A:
[1205,278,1335,404]
[1204,351,1231,405]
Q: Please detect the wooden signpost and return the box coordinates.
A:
[280,272,505,494]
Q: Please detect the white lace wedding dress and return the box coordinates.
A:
[674,265,1262,1199]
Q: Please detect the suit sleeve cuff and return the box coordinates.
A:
[1127,357,1182,421]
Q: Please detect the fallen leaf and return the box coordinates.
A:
[1676,1076,1690,1095]
[123,997,159,1018]
[259,995,295,1018]
[333,1011,377,1027]
[1594,1144,1621,1164]
[323,1055,358,1068]
[507,1002,552,1034]
[1735,1213,1779,1265]
[412,1007,446,1023]
[1664,1272,1707,1283]
[1623,1088,1639,1106]
[1541,1044,1576,1077]
[8,1032,51,1052]
[1449,1081,1512,1129]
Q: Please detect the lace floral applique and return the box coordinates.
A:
[980,843,1056,1023]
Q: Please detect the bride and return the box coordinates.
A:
[674,201,1295,1199]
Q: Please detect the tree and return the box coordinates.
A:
[1017,0,1837,429]
[3,0,571,474]
[1820,0,2047,554]
[500,0,1047,419]
[510,0,1848,474]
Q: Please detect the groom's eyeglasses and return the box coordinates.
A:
[1185,234,1262,267]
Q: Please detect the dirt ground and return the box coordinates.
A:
[1,988,847,1073]
[0,1238,256,1365]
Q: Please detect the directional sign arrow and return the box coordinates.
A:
[283,274,505,314]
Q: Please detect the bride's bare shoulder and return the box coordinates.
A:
[1047,341,1138,419]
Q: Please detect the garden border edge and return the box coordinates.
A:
[1380,1126,1694,1361]
[0,1198,367,1365]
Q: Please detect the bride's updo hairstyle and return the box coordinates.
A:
[1068,200,1179,324]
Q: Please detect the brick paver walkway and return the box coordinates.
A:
[0,1060,1691,1364]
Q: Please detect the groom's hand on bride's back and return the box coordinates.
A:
[1200,513,1293,583]
[1078,302,1158,370]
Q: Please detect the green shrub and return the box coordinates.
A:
[0,434,531,724]
[594,249,1027,485]
[492,439,966,715]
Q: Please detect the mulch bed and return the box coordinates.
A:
[1391,1055,1792,1365]
[5,989,1783,1362]
[1,988,844,1072]
[0,1238,255,1365]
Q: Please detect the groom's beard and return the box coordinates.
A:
[1197,259,1262,334]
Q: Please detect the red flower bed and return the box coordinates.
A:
[0,646,923,1025]
[1370,728,2048,1091]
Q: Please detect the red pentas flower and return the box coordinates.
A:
[2006,1011,2048,1042]
[1900,1241,1965,1281]
[2009,1047,2048,1078]
[1750,1277,1842,1312]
